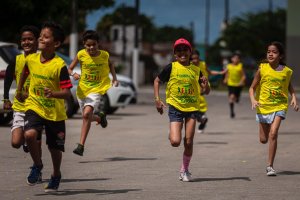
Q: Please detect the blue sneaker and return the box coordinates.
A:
[27,164,43,186]
[44,175,61,193]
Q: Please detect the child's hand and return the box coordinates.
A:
[73,72,80,80]
[112,80,119,87]
[155,99,166,115]
[44,87,53,98]
[290,99,299,112]
[3,100,12,110]
[251,100,260,110]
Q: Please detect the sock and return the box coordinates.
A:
[230,103,234,114]
[180,154,192,172]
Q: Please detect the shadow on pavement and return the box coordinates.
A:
[35,188,142,196]
[192,176,251,182]
[277,171,300,175]
[79,157,157,163]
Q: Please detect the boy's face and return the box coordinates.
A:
[38,28,57,52]
[174,45,191,65]
[231,55,240,65]
[84,39,99,56]
[21,31,38,55]
[191,54,200,65]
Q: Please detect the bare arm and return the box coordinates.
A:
[153,76,166,115]
[109,59,119,87]
[249,69,261,110]
[44,88,71,99]
[68,55,80,80]
[239,69,247,86]
[15,65,29,102]
[288,83,299,111]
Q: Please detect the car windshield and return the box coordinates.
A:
[0,45,21,64]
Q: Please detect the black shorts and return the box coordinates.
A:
[228,86,243,99]
[24,110,66,152]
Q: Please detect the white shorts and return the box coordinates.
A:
[11,111,25,132]
[256,111,286,124]
[77,93,102,113]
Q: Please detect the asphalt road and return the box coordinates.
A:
[1,87,300,200]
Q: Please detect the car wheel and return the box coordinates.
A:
[65,96,76,118]
[0,112,13,125]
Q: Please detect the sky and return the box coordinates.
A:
[86,0,287,44]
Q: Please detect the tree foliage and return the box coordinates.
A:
[0,0,114,42]
[96,5,192,43]
[207,9,286,65]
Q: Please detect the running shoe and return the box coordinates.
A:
[179,171,192,182]
[44,175,61,193]
[73,143,84,156]
[198,118,208,133]
[27,164,43,185]
[266,166,276,176]
[98,111,108,128]
[23,144,29,153]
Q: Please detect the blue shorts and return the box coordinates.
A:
[256,111,286,124]
[168,105,199,122]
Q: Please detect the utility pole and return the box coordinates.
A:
[204,0,210,54]
[132,0,139,90]
[69,0,78,59]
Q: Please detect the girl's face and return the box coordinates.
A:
[267,45,281,65]
[84,39,99,56]
[21,31,38,55]
[231,55,240,65]
[38,28,56,52]
[191,54,200,65]
[174,45,191,65]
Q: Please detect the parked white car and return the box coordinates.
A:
[57,52,137,117]
[0,42,20,125]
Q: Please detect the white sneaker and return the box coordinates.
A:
[266,166,276,176]
[179,171,192,182]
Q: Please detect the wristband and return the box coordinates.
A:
[154,96,160,101]
[2,99,10,102]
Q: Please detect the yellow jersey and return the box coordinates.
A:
[255,63,292,114]
[227,63,243,87]
[166,62,201,112]
[12,54,31,112]
[25,53,68,121]
[76,49,111,99]
[196,61,208,112]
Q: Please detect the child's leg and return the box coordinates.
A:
[259,123,270,144]
[79,105,94,145]
[11,127,25,149]
[25,129,43,166]
[169,121,183,147]
[180,118,196,172]
[268,116,282,167]
[49,148,62,177]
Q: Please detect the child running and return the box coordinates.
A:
[249,41,299,176]
[191,50,221,133]
[3,25,43,156]
[153,38,210,182]
[16,21,72,192]
[68,30,118,156]
[223,52,246,118]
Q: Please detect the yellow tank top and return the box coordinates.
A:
[25,53,68,121]
[166,62,201,112]
[12,54,31,112]
[227,63,243,86]
[255,63,292,114]
[76,49,111,99]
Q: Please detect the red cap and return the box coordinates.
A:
[173,38,192,52]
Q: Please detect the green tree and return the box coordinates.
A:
[96,5,192,43]
[0,0,114,42]
[207,9,286,65]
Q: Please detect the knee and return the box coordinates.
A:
[260,138,268,144]
[24,131,36,142]
[82,112,92,120]
[269,131,278,141]
[11,142,21,149]
[170,139,180,147]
